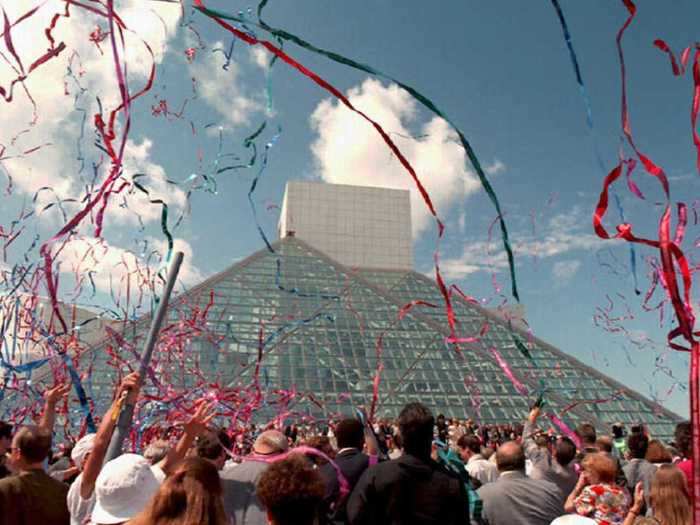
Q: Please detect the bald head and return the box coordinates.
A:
[253,430,289,455]
[496,441,525,473]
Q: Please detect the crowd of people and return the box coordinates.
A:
[0,375,695,524]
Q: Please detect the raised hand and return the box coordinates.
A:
[116,372,141,404]
[575,472,588,491]
[39,383,71,433]
[44,383,70,406]
[528,406,541,423]
[184,400,216,437]
[632,481,644,511]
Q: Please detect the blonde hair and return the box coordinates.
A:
[650,464,691,525]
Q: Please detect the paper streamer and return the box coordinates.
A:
[549,0,641,294]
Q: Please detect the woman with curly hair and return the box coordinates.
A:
[564,452,630,524]
[622,464,691,525]
[129,457,228,525]
[257,454,325,525]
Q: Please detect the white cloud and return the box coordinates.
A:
[106,138,188,225]
[485,159,506,176]
[189,41,262,127]
[310,78,480,237]
[249,47,269,70]
[0,0,181,206]
[57,235,203,295]
[552,260,581,283]
[440,208,606,279]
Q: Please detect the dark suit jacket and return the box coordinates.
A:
[0,469,70,525]
[347,453,469,525]
[320,449,371,524]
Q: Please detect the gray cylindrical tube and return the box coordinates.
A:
[104,252,184,463]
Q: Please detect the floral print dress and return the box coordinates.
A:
[574,483,630,525]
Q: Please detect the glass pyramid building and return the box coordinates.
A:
[2,182,683,441]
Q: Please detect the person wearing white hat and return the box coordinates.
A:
[67,373,141,525]
[67,433,97,525]
[88,397,217,525]
[90,453,161,525]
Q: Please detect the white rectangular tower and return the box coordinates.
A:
[278,181,413,270]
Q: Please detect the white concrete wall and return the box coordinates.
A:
[279,181,413,270]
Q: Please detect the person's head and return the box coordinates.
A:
[495,441,526,473]
[130,457,228,525]
[335,418,365,450]
[253,430,289,456]
[257,454,325,525]
[0,421,12,455]
[575,423,597,448]
[481,446,495,460]
[581,452,616,485]
[91,453,160,525]
[71,433,96,471]
[627,431,649,459]
[535,434,549,449]
[196,431,227,470]
[674,422,691,458]
[648,464,691,525]
[302,436,335,466]
[456,434,481,462]
[398,402,434,459]
[10,425,52,470]
[554,437,577,467]
[612,423,625,440]
[143,439,170,465]
[646,439,672,464]
[596,435,613,453]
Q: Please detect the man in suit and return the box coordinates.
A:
[622,430,656,512]
[0,425,70,525]
[320,418,376,524]
[523,407,578,506]
[347,402,469,525]
[477,441,564,525]
[221,430,289,525]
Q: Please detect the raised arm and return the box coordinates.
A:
[522,407,541,459]
[564,472,588,514]
[356,408,381,458]
[80,373,141,499]
[38,383,71,434]
[158,400,215,475]
[622,482,644,525]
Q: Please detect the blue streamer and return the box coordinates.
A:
[550,0,640,294]
[247,125,282,253]
[212,38,236,70]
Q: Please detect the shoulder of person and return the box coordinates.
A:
[476,478,500,499]
[527,476,560,492]
[0,474,20,494]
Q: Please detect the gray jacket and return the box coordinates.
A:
[523,420,578,506]
[477,470,564,525]
[220,459,271,525]
[623,458,656,510]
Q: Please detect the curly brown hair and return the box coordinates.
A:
[257,454,325,525]
[581,452,617,484]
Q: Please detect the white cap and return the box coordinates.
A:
[71,433,96,469]
[91,454,160,524]
[550,516,597,525]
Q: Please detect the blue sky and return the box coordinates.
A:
[1,0,699,416]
